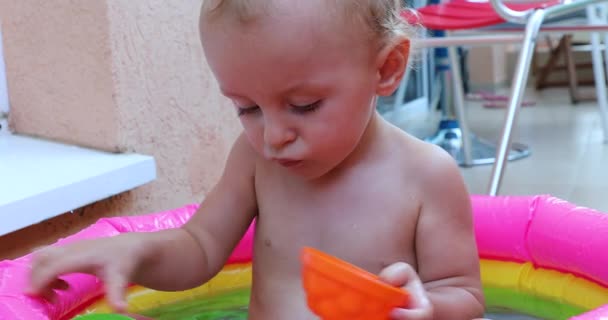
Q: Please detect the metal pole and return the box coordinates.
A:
[587,5,608,142]
[447,44,473,165]
[489,0,605,25]
[488,9,547,195]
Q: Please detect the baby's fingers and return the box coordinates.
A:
[390,307,433,320]
[379,262,415,288]
[103,267,131,312]
[27,247,93,295]
[379,262,431,312]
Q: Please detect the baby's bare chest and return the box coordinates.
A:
[253,169,421,274]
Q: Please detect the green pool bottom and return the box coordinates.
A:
[140,287,250,320]
[75,288,250,320]
[75,285,589,320]
[484,287,586,320]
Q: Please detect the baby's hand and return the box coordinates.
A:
[27,233,148,312]
[379,262,433,320]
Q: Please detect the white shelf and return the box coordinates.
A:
[0,133,156,236]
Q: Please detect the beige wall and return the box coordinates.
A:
[3,0,119,150]
[467,46,508,91]
[0,1,241,259]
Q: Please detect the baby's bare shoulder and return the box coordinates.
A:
[387,127,462,193]
[386,126,473,230]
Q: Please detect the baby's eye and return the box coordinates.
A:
[291,101,321,114]
[237,105,260,116]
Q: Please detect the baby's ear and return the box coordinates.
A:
[376,39,410,96]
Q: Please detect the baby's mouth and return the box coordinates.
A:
[275,159,303,168]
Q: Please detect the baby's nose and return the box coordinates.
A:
[264,120,296,150]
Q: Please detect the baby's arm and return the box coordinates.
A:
[132,133,258,290]
[29,134,258,309]
[405,147,485,319]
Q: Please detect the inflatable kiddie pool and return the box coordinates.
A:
[0,195,607,319]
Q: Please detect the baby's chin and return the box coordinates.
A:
[296,161,347,181]
[268,158,330,181]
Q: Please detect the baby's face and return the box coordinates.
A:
[201,3,382,179]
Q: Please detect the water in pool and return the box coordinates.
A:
[485,314,540,320]
[130,289,541,320]
[138,288,250,320]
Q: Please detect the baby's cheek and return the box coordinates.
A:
[240,125,265,153]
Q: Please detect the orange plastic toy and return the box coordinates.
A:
[301,247,410,320]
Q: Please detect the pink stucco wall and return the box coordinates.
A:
[2,1,119,150]
[0,1,241,258]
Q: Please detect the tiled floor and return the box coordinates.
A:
[385,87,608,213]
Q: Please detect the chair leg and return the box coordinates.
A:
[562,35,582,104]
[590,34,608,143]
[600,5,608,142]
[447,45,473,165]
[535,35,567,90]
[587,5,608,143]
[488,9,547,196]
[599,4,608,77]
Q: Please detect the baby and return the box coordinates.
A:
[28,0,485,319]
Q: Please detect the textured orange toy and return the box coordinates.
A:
[301,247,410,320]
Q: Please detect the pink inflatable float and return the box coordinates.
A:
[0,195,606,319]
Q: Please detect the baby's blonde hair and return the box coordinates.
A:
[201,0,415,45]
